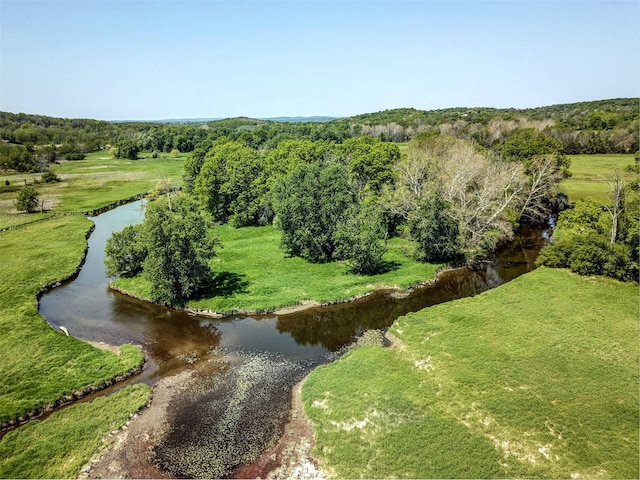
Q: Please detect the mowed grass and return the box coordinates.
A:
[303,267,639,478]
[0,150,184,229]
[562,154,636,202]
[113,223,443,314]
[0,383,152,479]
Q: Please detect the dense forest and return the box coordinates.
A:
[1,98,638,172]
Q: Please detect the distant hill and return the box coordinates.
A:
[110,116,337,124]
[261,116,338,123]
[336,98,639,128]
[1,98,637,165]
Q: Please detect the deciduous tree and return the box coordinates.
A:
[142,196,218,306]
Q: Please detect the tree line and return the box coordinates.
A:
[2,98,637,172]
[105,130,572,306]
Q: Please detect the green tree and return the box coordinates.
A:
[194,140,269,226]
[15,186,39,213]
[143,196,218,306]
[537,198,637,282]
[104,224,147,276]
[408,195,461,262]
[182,143,212,192]
[341,136,399,194]
[115,138,140,160]
[272,160,356,263]
[334,202,388,274]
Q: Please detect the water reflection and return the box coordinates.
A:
[39,201,550,382]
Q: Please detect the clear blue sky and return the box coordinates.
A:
[1,0,638,120]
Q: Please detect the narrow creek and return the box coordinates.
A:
[39,200,551,478]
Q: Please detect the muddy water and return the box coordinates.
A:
[39,201,550,477]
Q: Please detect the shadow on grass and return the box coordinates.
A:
[350,259,402,276]
[195,271,250,299]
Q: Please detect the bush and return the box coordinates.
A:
[334,203,388,274]
[104,224,147,276]
[114,138,140,160]
[41,170,60,183]
[409,195,461,262]
[15,186,39,213]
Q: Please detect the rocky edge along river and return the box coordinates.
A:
[38,200,550,478]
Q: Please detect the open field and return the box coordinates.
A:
[0,384,152,479]
[113,223,443,315]
[0,151,183,477]
[562,153,636,203]
[0,150,185,229]
[303,267,639,478]
[1,150,637,478]
[0,216,145,425]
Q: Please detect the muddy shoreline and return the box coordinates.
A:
[84,363,327,479]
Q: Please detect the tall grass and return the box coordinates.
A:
[303,267,639,478]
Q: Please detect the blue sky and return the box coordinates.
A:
[1,0,638,120]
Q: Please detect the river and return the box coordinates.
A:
[39,200,551,478]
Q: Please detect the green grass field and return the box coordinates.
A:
[0,216,146,424]
[0,150,182,477]
[562,154,636,202]
[303,267,639,478]
[0,150,185,229]
[0,384,152,479]
[1,151,637,478]
[113,223,443,314]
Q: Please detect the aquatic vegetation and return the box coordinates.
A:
[152,348,321,478]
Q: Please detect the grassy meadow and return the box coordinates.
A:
[303,267,639,478]
[562,153,636,202]
[0,150,185,229]
[0,384,152,479]
[113,223,443,315]
[1,149,638,478]
[0,150,182,477]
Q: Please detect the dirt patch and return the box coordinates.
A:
[84,370,195,479]
[86,341,121,355]
[272,300,321,315]
[384,330,404,350]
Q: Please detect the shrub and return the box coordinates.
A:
[15,186,39,213]
[41,170,60,183]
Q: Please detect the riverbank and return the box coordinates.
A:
[113,223,443,315]
[302,267,639,478]
[0,208,152,477]
[0,216,147,429]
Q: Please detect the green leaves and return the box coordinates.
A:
[105,195,219,307]
[15,186,39,213]
[537,198,638,282]
[194,140,269,227]
[272,160,389,273]
[143,196,218,306]
[104,224,146,276]
[273,160,354,263]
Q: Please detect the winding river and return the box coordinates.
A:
[39,200,551,477]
